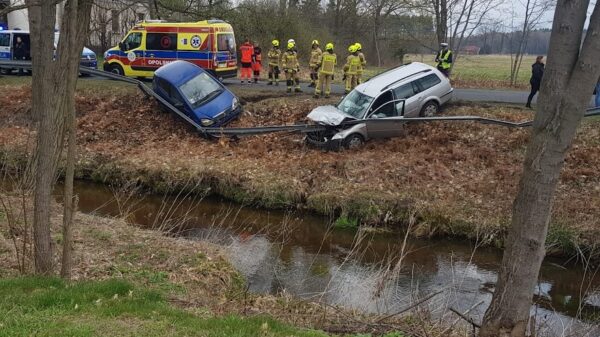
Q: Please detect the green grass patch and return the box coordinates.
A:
[0,276,330,337]
[546,223,579,254]
[333,214,359,230]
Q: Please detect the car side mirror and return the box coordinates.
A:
[118,42,125,51]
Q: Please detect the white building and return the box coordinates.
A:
[6,0,65,31]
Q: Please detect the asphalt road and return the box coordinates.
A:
[223,79,598,107]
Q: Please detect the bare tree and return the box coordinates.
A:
[366,0,404,66]
[480,0,600,336]
[508,0,552,86]
[25,0,93,275]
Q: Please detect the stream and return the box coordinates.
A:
[57,180,600,335]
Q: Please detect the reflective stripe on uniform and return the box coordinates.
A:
[309,48,322,67]
[268,49,280,66]
[283,52,298,70]
[439,50,452,70]
[347,55,360,74]
[320,53,336,75]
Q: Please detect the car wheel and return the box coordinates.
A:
[420,101,439,117]
[109,64,124,76]
[343,133,364,149]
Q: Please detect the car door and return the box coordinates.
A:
[393,81,422,117]
[144,32,178,71]
[365,90,406,139]
[0,33,11,61]
[120,32,144,71]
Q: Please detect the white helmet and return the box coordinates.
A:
[288,39,295,44]
[440,42,449,47]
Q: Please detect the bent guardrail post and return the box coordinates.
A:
[1,59,598,138]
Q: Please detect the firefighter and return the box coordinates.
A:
[314,43,336,99]
[267,40,282,85]
[343,44,360,94]
[252,42,262,83]
[308,40,322,88]
[435,42,452,77]
[355,43,366,84]
[282,41,301,93]
[239,38,254,84]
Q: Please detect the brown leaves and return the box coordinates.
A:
[1,86,599,234]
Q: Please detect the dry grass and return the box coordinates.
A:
[0,85,599,254]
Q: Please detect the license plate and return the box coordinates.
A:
[218,63,227,68]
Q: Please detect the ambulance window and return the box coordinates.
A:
[0,34,9,47]
[217,34,235,53]
[146,33,177,51]
[123,32,142,50]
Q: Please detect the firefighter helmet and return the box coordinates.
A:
[272,39,279,47]
[312,40,319,46]
[348,45,358,53]
[355,42,362,51]
[326,43,334,51]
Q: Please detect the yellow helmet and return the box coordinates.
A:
[312,40,319,46]
[355,42,362,50]
[287,42,295,50]
[272,39,279,47]
[348,45,358,53]
[325,42,334,50]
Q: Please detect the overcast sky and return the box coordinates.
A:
[504,0,596,30]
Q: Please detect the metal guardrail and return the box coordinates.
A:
[1,59,599,138]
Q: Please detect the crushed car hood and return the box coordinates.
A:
[307,105,356,126]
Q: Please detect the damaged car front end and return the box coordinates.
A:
[306,90,374,150]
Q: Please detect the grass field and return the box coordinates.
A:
[403,54,535,89]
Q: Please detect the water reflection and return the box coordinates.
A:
[51,180,600,335]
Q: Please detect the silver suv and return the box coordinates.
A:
[307,62,453,149]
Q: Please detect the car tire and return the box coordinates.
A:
[343,133,364,150]
[109,64,124,76]
[420,101,439,117]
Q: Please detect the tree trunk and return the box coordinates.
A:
[27,0,93,275]
[60,102,76,280]
[27,0,59,275]
[58,0,93,280]
[479,1,600,336]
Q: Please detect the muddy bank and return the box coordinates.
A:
[1,84,599,257]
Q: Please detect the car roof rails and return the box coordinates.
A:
[380,69,432,92]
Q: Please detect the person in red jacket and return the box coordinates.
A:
[252,43,262,84]
[239,38,254,84]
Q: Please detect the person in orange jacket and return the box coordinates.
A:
[252,42,262,83]
[239,38,254,84]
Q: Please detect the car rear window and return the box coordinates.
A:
[417,74,442,91]
[217,33,235,52]
[0,33,9,47]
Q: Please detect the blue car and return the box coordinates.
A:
[153,60,241,127]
